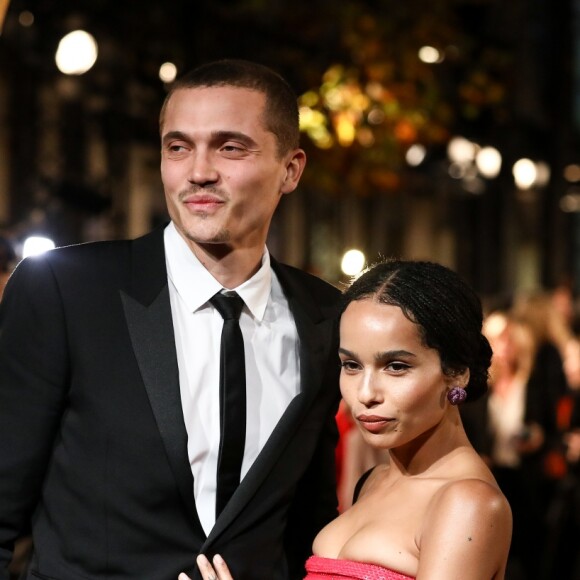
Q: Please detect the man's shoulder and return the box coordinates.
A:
[274,261,341,301]
[12,228,164,284]
[31,227,162,265]
[22,238,130,274]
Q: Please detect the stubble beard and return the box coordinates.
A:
[176,187,231,246]
[183,221,231,246]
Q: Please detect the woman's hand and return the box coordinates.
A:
[192,553,234,580]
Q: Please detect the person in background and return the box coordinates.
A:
[462,311,552,580]
[512,291,570,419]
[545,398,580,580]
[0,59,342,580]
[194,260,512,580]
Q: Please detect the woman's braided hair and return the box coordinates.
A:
[342,260,492,401]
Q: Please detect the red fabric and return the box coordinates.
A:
[335,404,354,485]
[304,555,414,580]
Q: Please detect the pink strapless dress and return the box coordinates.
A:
[304,555,415,580]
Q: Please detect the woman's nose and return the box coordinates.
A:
[358,373,382,407]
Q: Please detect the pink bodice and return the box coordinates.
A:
[304,555,415,580]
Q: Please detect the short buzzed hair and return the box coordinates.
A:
[159,59,300,157]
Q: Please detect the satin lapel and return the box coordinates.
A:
[204,261,336,544]
[120,227,199,528]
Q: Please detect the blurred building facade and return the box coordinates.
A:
[0,0,579,298]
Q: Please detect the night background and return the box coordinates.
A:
[3,2,580,579]
[0,0,578,299]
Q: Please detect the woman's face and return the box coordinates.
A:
[339,299,456,450]
[484,315,521,370]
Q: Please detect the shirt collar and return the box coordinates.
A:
[164,222,272,321]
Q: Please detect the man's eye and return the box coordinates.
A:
[222,144,244,152]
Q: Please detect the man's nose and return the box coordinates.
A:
[188,152,218,186]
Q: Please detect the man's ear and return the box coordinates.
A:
[281,149,307,194]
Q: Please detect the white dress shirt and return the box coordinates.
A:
[164,222,300,535]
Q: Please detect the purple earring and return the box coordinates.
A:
[447,386,467,405]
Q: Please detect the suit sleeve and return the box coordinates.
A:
[283,313,341,580]
[284,395,340,579]
[0,257,69,577]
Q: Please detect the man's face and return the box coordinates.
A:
[160,86,305,257]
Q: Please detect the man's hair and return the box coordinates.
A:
[159,59,300,157]
[342,259,493,402]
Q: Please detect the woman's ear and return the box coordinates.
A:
[457,368,470,389]
[446,367,470,389]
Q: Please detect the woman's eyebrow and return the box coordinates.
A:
[338,348,416,361]
[374,350,416,363]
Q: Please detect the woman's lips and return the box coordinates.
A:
[356,414,394,434]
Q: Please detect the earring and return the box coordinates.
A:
[447,386,467,405]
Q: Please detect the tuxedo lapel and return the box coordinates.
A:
[120,228,200,530]
[204,260,337,543]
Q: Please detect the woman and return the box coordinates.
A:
[189,260,512,580]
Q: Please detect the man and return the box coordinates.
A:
[0,59,341,580]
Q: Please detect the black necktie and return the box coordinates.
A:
[210,291,246,518]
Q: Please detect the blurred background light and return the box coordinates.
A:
[564,164,580,183]
[475,146,502,178]
[534,161,551,188]
[55,30,98,75]
[159,62,177,83]
[22,236,55,258]
[513,158,537,190]
[418,46,443,64]
[341,249,366,276]
[18,10,33,26]
[560,193,580,213]
[447,136,476,164]
[406,143,427,166]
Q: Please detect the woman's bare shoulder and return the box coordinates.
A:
[417,478,512,578]
[426,477,511,527]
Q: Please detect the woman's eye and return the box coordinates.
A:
[340,360,360,371]
[387,362,410,372]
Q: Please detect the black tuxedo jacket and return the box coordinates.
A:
[0,227,341,580]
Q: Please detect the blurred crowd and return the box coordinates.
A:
[336,282,580,580]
